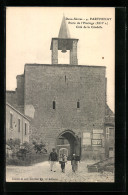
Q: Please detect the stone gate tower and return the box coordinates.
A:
[50,15,79,65]
[7,15,109,160]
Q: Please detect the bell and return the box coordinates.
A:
[61,49,67,53]
[61,44,67,53]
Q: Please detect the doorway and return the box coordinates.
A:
[57,130,81,159]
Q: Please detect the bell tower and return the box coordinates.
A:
[50,15,79,65]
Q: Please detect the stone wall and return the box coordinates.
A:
[16,74,24,106]
[52,40,58,64]
[6,91,17,106]
[6,74,24,109]
[24,64,106,154]
[29,124,53,153]
[70,40,78,65]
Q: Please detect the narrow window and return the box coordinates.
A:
[65,75,66,82]
[106,128,109,139]
[18,119,20,132]
[109,147,113,151]
[25,123,27,135]
[53,101,56,109]
[77,101,80,108]
[10,113,13,128]
[109,127,114,136]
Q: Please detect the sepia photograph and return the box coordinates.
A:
[6,7,115,182]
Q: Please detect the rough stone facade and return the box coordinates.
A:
[6,91,17,106]
[70,40,78,65]
[52,40,58,64]
[6,64,114,159]
[6,74,24,114]
[19,63,106,157]
[16,74,24,106]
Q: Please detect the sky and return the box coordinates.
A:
[6,7,115,112]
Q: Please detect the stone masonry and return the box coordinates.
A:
[22,64,106,156]
[52,40,58,64]
[70,40,78,65]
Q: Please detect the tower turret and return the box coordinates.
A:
[50,15,79,65]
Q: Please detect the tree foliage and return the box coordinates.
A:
[32,139,47,154]
[6,138,20,152]
[16,141,34,158]
[6,138,47,160]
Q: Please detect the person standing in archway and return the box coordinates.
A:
[49,148,58,172]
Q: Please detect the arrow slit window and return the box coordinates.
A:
[77,101,80,108]
[53,101,56,109]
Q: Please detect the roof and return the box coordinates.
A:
[105,104,114,125]
[16,74,24,78]
[58,15,70,38]
[6,102,31,121]
[25,63,106,69]
[50,38,79,50]
[105,104,114,116]
[6,90,16,93]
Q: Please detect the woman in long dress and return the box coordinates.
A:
[71,154,78,173]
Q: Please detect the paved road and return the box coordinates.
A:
[6,160,114,182]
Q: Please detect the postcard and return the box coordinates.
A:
[6,7,115,182]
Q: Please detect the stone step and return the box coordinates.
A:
[87,157,114,172]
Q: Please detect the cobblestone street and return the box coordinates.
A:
[6,160,114,182]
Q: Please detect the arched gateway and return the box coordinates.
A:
[56,130,81,159]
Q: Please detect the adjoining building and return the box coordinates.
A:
[6,102,30,143]
[6,16,115,159]
[105,105,115,158]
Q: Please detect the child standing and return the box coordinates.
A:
[60,154,67,173]
[59,154,63,164]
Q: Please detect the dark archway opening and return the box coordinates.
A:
[56,130,81,160]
